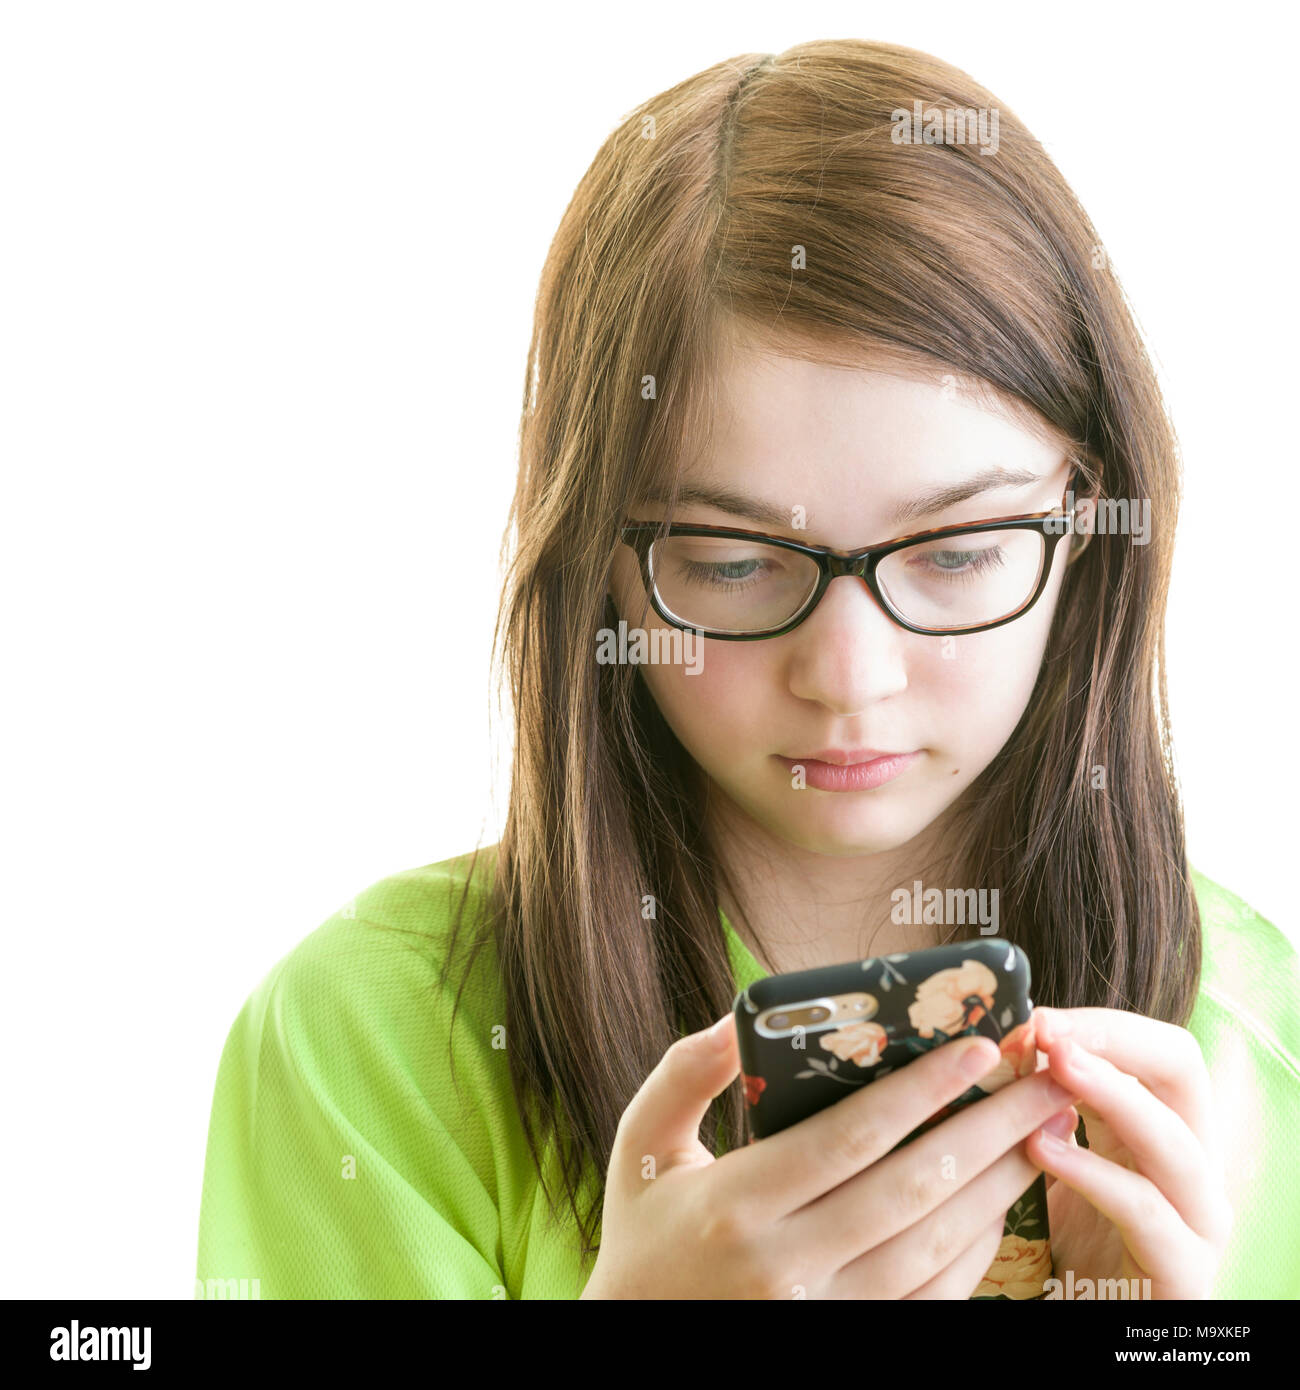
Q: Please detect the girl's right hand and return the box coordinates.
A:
[580,1013,1079,1300]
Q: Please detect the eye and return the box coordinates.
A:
[681,557,767,585]
[908,546,1007,579]
[673,550,794,590]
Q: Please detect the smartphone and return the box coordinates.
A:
[732,937,1053,1299]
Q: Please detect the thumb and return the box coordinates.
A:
[614,1013,741,1181]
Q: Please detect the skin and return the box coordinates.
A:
[1029,1008,1231,1299]
[607,337,1076,968]
[601,336,1230,1297]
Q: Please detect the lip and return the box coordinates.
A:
[774,749,921,792]
[793,748,905,766]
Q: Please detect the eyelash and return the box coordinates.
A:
[681,546,1007,590]
[907,546,1008,580]
[679,559,771,592]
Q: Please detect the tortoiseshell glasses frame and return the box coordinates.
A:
[619,469,1087,640]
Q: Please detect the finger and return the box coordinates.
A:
[1032,1007,1217,1162]
[1041,1036,1226,1240]
[791,1068,1078,1266]
[1038,1106,1080,1192]
[902,1217,1005,1300]
[611,1015,739,1193]
[869,1142,1048,1297]
[746,1034,1001,1215]
[1027,1124,1222,1278]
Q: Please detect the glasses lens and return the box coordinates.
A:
[646,527,1047,634]
[876,529,1046,630]
[649,534,821,633]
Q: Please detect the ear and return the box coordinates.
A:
[1064,462,1101,566]
[1062,458,1101,561]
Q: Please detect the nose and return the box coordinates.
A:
[784,573,910,710]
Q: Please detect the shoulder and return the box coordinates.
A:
[199,845,522,1296]
[261,844,502,1034]
[222,844,509,1152]
[1188,866,1300,1077]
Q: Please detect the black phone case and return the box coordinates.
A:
[733,938,1052,1299]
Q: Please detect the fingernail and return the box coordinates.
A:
[706,1014,733,1046]
[1035,1007,1071,1043]
[1041,1106,1077,1140]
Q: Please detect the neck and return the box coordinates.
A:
[706,784,969,975]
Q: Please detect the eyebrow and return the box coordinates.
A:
[639,466,1045,531]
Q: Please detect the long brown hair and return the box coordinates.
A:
[438,38,1199,1263]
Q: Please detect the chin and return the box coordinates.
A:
[754,802,933,858]
[800,823,923,857]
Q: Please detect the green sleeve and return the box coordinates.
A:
[1188,871,1300,1300]
[195,909,509,1299]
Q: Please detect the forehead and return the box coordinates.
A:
[713,339,1047,452]
[694,344,1067,524]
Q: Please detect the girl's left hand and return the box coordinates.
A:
[1026,1006,1234,1299]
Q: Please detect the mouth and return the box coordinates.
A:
[781,748,913,766]
[773,749,922,791]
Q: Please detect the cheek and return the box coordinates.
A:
[922,639,1036,741]
[637,643,767,752]
[918,569,1063,744]
[608,550,774,753]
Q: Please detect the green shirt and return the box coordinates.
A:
[195,846,1300,1299]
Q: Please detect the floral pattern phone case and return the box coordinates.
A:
[733,938,1052,1299]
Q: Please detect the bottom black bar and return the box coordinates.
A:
[5,1295,1285,1374]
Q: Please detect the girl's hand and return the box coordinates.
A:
[581,1014,1079,1300]
[1026,1007,1234,1299]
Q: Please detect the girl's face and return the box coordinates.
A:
[607,341,1077,859]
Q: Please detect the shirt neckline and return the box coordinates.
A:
[719,905,768,987]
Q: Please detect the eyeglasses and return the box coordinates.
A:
[620,472,1086,640]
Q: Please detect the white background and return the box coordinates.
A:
[2,1,1294,1298]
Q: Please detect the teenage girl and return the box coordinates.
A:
[197,39,1298,1301]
